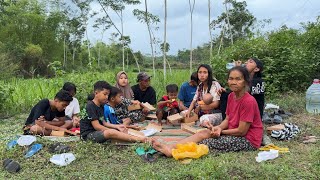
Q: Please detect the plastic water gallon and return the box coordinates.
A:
[306,79,320,114]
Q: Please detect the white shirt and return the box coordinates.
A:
[193,81,221,101]
[65,97,80,118]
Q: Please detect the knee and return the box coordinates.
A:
[103,129,118,138]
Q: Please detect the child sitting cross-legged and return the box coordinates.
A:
[104,87,132,126]
[156,84,180,125]
[80,81,148,143]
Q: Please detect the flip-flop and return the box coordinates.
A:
[25,143,43,158]
[3,159,21,173]
[7,140,18,150]
[48,143,70,154]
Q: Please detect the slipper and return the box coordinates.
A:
[3,159,21,173]
[7,140,18,150]
[25,143,43,158]
[48,143,70,154]
[135,147,158,163]
[303,136,319,144]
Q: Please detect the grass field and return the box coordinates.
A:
[1,89,319,179]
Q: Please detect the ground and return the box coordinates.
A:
[0,113,319,179]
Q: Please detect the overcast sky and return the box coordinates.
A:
[87,0,320,55]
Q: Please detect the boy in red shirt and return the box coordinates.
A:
[156,84,179,125]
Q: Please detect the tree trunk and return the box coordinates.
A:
[145,0,156,77]
[121,10,125,71]
[225,0,233,45]
[163,0,167,80]
[188,0,195,74]
[208,0,213,63]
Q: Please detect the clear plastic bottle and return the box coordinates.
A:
[226,62,245,70]
[306,79,320,114]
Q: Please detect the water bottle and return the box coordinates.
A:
[306,79,320,114]
[226,62,245,70]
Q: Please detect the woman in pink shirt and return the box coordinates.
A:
[153,66,263,154]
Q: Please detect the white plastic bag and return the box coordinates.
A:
[141,129,158,137]
[255,150,279,162]
[50,153,76,166]
[265,103,280,110]
[17,135,36,146]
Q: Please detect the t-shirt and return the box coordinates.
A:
[250,77,265,118]
[131,84,156,105]
[226,92,263,148]
[25,99,65,125]
[80,101,105,139]
[158,95,179,109]
[65,97,80,119]
[193,81,221,101]
[178,82,197,108]
[104,104,120,124]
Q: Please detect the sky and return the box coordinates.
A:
[87,0,320,55]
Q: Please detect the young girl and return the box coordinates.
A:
[114,71,145,122]
[185,64,222,126]
[152,66,263,154]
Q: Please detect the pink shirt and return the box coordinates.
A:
[226,92,263,148]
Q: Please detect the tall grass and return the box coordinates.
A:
[1,70,192,116]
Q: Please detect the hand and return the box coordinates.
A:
[37,116,45,121]
[185,110,191,118]
[217,87,226,96]
[194,106,200,114]
[131,100,140,105]
[142,107,149,114]
[210,126,222,138]
[117,125,127,133]
[234,60,242,67]
[166,100,172,104]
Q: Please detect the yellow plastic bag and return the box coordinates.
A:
[172,142,209,160]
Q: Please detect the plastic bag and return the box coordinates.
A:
[255,150,279,162]
[172,142,209,160]
[50,153,76,166]
[17,135,36,146]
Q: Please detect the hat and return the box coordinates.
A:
[137,72,151,82]
[252,58,263,72]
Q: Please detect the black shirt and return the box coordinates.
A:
[250,77,265,118]
[131,84,157,105]
[80,101,105,139]
[25,99,65,125]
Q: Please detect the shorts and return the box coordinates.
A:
[199,113,223,126]
[85,131,109,143]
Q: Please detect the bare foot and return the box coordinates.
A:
[152,139,173,157]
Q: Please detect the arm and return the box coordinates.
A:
[178,100,188,111]
[185,99,196,117]
[150,88,157,105]
[92,120,109,131]
[45,117,65,126]
[157,100,171,107]
[221,121,251,137]
[102,121,127,132]
[35,118,65,131]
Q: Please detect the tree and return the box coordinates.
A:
[188,0,195,74]
[133,0,160,77]
[163,0,167,79]
[211,0,256,47]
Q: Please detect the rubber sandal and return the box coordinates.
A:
[48,143,70,154]
[25,143,42,158]
[7,140,18,150]
[3,159,21,173]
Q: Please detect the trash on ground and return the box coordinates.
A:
[17,135,36,146]
[50,153,76,166]
[255,150,279,162]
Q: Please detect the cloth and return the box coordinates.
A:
[115,71,134,99]
[199,113,222,126]
[250,76,265,118]
[86,131,108,143]
[25,99,65,125]
[226,92,263,148]
[131,84,156,105]
[65,97,80,119]
[178,82,197,108]
[80,101,105,140]
[114,97,144,122]
[158,95,179,110]
[104,104,120,124]
[199,136,256,152]
[193,81,221,102]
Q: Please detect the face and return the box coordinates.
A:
[95,89,110,105]
[167,92,178,100]
[245,59,258,73]
[228,70,246,93]
[118,73,128,87]
[55,100,70,112]
[198,67,209,83]
[111,93,122,105]
[139,79,150,89]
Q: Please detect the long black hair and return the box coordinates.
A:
[196,64,217,90]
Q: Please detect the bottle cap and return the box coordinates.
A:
[313,79,320,84]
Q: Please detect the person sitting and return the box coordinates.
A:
[131,72,156,105]
[24,90,74,135]
[178,72,198,111]
[185,64,222,126]
[152,66,263,155]
[115,71,146,122]
[156,84,180,125]
[80,81,147,143]
[104,87,131,126]
[62,82,80,128]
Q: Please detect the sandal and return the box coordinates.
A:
[3,159,21,173]
[25,143,43,158]
[48,143,70,154]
